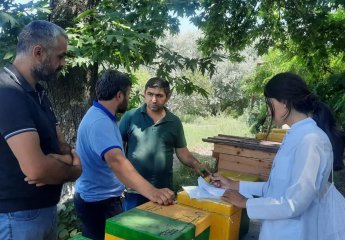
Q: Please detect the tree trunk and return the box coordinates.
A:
[47,0,100,143]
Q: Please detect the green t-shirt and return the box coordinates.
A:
[119,104,187,189]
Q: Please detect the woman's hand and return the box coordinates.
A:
[210,173,239,190]
[222,189,247,208]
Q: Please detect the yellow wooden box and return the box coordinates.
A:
[218,170,260,238]
[177,191,241,240]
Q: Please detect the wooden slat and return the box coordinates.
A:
[218,167,268,181]
[202,135,280,153]
[218,154,272,180]
[213,144,276,160]
[218,153,272,170]
[216,134,261,143]
[217,152,274,166]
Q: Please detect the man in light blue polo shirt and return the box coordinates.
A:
[74,70,174,240]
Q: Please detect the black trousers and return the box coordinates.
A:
[73,192,123,240]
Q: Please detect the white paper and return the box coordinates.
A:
[182,177,226,199]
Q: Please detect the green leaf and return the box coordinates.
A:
[3,52,14,60]
[76,9,95,20]
[0,11,19,28]
[58,229,69,239]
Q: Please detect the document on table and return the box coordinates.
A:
[182,177,254,199]
[182,177,226,199]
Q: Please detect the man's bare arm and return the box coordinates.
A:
[7,131,81,185]
[175,147,211,177]
[104,148,174,205]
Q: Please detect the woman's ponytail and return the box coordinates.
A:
[311,97,344,170]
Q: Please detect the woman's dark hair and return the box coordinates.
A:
[95,70,132,101]
[264,72,343,169]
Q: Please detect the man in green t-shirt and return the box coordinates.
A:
[119,77,210,210]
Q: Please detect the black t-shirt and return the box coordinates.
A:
[0,64,62,212]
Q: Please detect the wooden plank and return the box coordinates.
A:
[218,165,269,181]
[218,167,269,181]
[218,154,271,180]
[215,135,261,143]
[215,152,273,166]
[202,135,280,153]
[213,144,276,160]
[218,154,272,170]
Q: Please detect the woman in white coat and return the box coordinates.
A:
[211,72,342,240]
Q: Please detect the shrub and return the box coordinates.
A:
[57,198,81,240]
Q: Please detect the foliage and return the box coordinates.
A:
[0,0,50,66]
[0,0,223,142]
[209,47,258,116]
[168,70,212,117]
[65,0,218,97]
[243,49,345,132]
[57,198,81,240]
[161,30,258,117]
[192,1,345,127]
[193,1,345,66]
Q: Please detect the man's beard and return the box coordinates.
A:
[117,98,128,114]
[149,104,164,112]
[32,62,61,82]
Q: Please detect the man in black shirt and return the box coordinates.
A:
[0,20,81,239]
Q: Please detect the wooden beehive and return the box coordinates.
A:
[203,134,280,181]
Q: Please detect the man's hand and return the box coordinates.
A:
[175,147,211,178]
[192,160,211,178]
[49,149,81,166]
[49,153,72,165]
[24,177,46,187]
[222,189,247,208]
[148,188,175,206]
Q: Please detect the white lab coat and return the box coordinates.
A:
[240,118,333,240]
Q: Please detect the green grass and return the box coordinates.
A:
[182,114,253,150]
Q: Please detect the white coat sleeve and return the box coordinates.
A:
[240,181,266,197]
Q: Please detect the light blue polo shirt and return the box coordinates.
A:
[75,101,125,202]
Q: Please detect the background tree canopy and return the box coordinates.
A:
[1,0,345,139]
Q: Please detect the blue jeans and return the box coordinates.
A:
[74,193,123,240]
[123,192,149,211]
[0,206,57,240]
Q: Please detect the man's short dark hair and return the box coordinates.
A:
[17,20,67,57]
[145,77,171,96]
[95,70,132,101]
